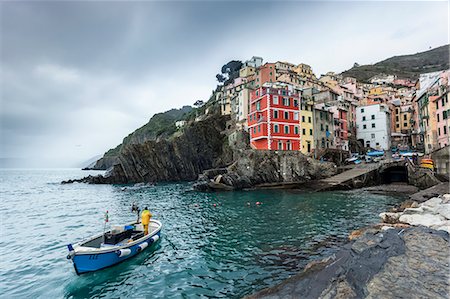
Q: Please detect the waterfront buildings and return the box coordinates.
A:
[313,107,335,151]
[314,89,350,151]
[356,104,391,150]
[300,88,315,154]
[390,101,413,147]
[213,55,449,159]
[434,90,450,148]
[413,70,449,153]
[248,85,301,150]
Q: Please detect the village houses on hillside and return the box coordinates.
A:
[211,56,449,164]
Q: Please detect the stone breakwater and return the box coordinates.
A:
[247,194,450,299]
[380,194,450,233]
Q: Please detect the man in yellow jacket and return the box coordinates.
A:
[141,207,152,235]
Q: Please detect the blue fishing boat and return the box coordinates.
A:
[366,150,384,157]
[67,220,162,275]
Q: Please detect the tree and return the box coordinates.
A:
[216,74,226,83]
[193,100,204,108]
[216,60,243,84]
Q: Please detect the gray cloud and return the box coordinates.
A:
[0,1,448,167]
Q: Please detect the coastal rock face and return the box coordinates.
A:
[194,150,337,191]
[67,115,232,184]
[365,228,449,299]
[66,114,337,187]
[247,227,449,299]
[91,156,118,170]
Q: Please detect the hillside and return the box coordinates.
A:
[121,105,193,145]
[341,45,449,82]
[90,105,193,169]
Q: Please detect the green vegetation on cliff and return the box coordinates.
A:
[341,45,449,82]
[103,105,193,159]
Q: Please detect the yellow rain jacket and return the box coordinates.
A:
[141,209,152,225]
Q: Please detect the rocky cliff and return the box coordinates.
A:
[65,107,337,187]
[65,113,233,184]
[194,149,337,191]
[86,106,194,170]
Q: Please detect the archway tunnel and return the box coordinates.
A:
[380,166,408,184]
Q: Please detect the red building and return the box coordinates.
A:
[332,108,349,150]
[248,86,301,150]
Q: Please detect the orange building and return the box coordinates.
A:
[254,63,276,88]
[248,86,301,150]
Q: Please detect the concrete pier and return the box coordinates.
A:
[312,160,438,191]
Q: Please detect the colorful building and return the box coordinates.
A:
[333,107,349,151]
[300,91,314,154]
[434,91,450,148]
[412,70,450,152]
[293,63,317,80]
[314,89,350,151]
[254,63,276,88]
[313,107,335,150]
[248,85,301,151]
[356,104,391,150]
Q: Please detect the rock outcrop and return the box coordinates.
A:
[247,193,450,299]
[193,150,337,191]
[65,106,337,187]
[247,226,449,299]
[380,194,450,233]
[64,114,233,184]
[89,155,118,170]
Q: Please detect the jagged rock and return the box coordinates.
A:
[64,115,232,184]
[430,220,450,232]
[379,212,401,224]
[194,150,337,191]
[386,195,450,232]
[422,196,443,207]
[399,213,445,227]
[365,228,449,299]
[438,204,450,220]
[65,113,337,188]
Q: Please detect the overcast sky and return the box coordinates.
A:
[1,1,448,168]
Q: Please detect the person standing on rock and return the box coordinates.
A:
[141,207,152,235]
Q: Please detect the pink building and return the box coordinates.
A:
[434,91,450,148]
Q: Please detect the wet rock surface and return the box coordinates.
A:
[246,227,449,299]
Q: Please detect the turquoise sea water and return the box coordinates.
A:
[0,169,405,298]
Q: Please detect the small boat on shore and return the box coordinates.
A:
[67,220,162,275]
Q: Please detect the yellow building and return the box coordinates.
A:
[239,66,256,78]
[393,105,413,133]
[293,63,317,80]
[300,96,314,154]
[319,72,339,88]
[369,86,385,96]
